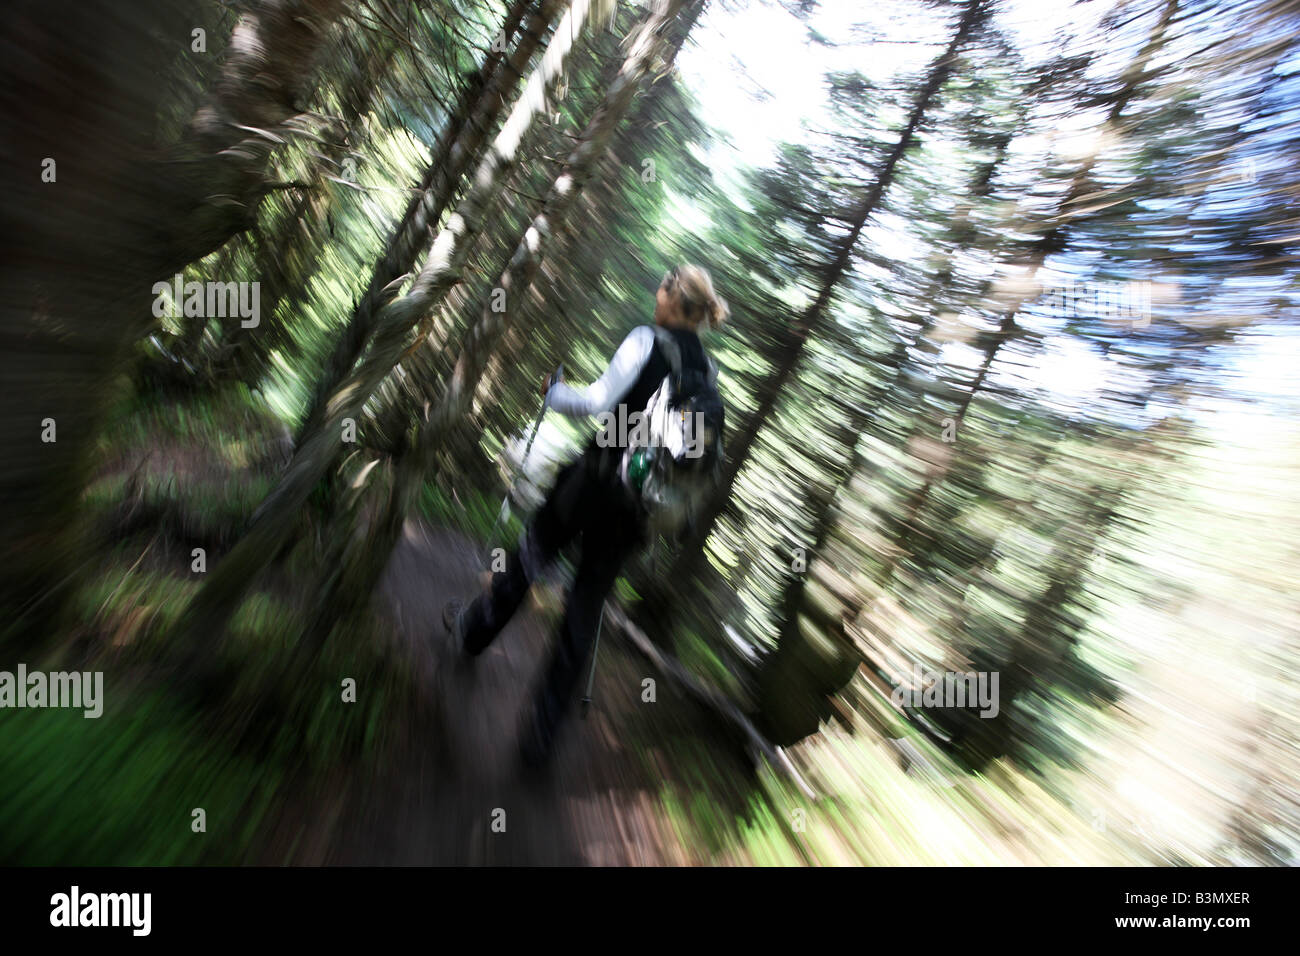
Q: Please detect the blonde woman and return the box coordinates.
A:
[445,264,728,768]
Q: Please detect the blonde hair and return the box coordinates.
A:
[663,263,729,331]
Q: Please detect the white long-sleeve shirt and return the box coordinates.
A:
[546,325,656,418]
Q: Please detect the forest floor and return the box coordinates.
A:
[30,385,1285,866]
[4,386,770,866]
[244,511,1287,866]
[265,519,751,865]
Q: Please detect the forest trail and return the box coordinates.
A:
[282,520,683,865]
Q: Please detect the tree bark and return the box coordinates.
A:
[174,0,602,651]
[303,0,705,648]
[296,0,558,443]
[0,0,347,643]
[638,0,994,643]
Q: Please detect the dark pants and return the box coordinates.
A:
[461,450,643,752]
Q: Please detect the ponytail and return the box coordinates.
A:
[666,263,729,331]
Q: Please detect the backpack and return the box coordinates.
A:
[618,326,725,539]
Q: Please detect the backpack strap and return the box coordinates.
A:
[652,325,720,382]
[652,326,721,398]
[651,325,683,383]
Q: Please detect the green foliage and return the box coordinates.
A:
[6,0,1298,866]
[0,693,280,865]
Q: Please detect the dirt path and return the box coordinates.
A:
[293,519,681,865]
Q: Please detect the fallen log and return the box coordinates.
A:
[603,603,817,802]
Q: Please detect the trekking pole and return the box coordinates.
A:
[580,600,606,719]
[485,364,563,560]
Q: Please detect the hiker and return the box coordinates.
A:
[444,264,728,767]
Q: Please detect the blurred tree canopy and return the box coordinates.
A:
[1,0,1296,865]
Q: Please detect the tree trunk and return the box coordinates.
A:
[877,0,1180,581]
[296,0,558,443]
[303,0,706,648]
[215,31,401,390]
[638,0,993,643]
[0,0,346,643]
[174,0,603,653]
